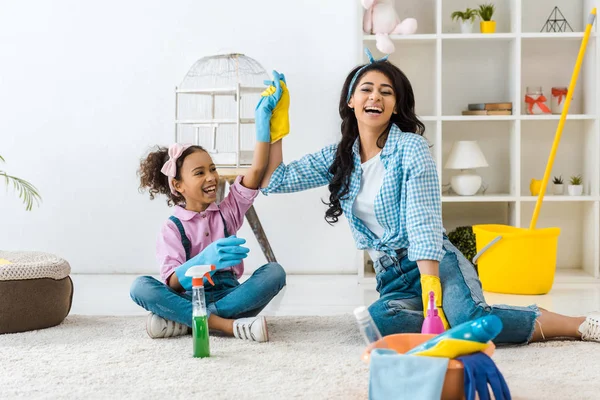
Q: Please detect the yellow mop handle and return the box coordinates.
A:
[529,8,597,230]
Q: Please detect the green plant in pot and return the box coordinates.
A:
[568,174,583,196]
[448,226,478,272]
[552,175,564,195]
[477,3,496,34]
[1,155,42,210]
[451,8,478,34]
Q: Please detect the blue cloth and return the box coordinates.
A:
[129,263,286,325]
[457,352,511,400]
[369,349,449,400]
[260,124,445,262]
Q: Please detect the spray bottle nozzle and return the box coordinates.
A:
[427,290,438,317]
[185,265,217,287]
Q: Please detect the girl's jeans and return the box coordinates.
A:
[368,237,540,345]
[129,262,286,327]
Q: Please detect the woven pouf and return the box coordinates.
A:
[0,251,73,334]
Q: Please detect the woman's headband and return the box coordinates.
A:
[346,48,389,103]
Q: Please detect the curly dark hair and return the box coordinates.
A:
[324,61,425,224]
[138,145,206,206]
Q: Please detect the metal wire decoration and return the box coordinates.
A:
[541,6,574,32]
[174,53,270,167]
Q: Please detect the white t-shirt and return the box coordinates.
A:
[352,152,386,261]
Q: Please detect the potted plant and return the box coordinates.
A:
[447,226,478,272]
[1,155,41,210]
[552,175,564,195]
[568,174,583,196]
[451,8,478,34]
[477,3,496,34]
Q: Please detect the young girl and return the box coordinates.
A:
[130,72,288,341]
[259,51,600,345]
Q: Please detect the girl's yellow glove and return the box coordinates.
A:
[261,76,290,143]
[420,274,450,330]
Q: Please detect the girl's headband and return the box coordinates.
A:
[346,48,389,103]
[160,143,192,195]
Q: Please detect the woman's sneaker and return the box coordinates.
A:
[578,313,600,342]
[146,313,190,339]
[232,316,269,342]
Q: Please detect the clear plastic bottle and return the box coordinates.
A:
[354,306,385,347]
[186,265,216,358]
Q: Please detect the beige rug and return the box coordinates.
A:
[1,315,599,399]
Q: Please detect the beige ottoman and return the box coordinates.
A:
[0,251,73,334]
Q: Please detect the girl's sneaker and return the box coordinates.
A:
[578,313,600,342]
[233,316,269,342]
[146,313,190,339]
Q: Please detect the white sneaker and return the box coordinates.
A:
[146,313,190,339]
[232,316,269,342]
[578,313,600,342]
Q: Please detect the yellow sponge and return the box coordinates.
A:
[261,81,290,143]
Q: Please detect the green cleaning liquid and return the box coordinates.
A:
[192,315,210,358]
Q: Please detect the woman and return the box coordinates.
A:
[259,51,599,345]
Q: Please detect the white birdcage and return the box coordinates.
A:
[174,53,269,167]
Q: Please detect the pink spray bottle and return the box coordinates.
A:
[421,290,446,335]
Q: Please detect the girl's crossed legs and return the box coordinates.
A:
[130,262,286,341]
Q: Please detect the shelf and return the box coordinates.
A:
[441,33,517,41]
[520,195,599,202]
[358,0,600,283]
[442,194,516,202]
[435,115,597,121]
[520,114,597,120]
[363,34,436,42]
[521,32,595,40]
[442,115,516,121]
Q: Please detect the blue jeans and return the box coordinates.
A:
[368,237,540,345]
[130,262,286,327]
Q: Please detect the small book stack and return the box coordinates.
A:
[462,102,513,115]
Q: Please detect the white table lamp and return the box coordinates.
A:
[444,141,489,196]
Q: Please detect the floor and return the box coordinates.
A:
[71,271,600,317]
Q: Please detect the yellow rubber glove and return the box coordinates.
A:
[261,78,290,143]
[421,274,450,330]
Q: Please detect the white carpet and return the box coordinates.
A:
[1,315,600,400]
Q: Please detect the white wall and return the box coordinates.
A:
[0,0,363,274]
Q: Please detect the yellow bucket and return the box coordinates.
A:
[472,224,561,295]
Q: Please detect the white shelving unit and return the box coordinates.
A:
[358,0,600,284]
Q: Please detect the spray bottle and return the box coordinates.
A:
[421,290,446,335]
[185,265,216,358]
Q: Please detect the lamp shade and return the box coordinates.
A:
[444,141,489,170]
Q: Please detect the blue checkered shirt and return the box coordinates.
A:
[261,124,445,262]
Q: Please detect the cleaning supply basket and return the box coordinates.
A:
[472,225,560,294]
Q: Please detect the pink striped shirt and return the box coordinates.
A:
[156,176,258,284]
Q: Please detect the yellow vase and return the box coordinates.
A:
[530,179,542,196]
[480,21,496,34]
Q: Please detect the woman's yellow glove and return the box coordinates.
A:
[420,274,450,330]
[261,75,290,143]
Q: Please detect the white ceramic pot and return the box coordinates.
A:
[568,185,583,196]
[460,21,474,33]
[552,184,564,195]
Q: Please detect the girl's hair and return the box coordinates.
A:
[324,61,425,224]
[138,145,206,206]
